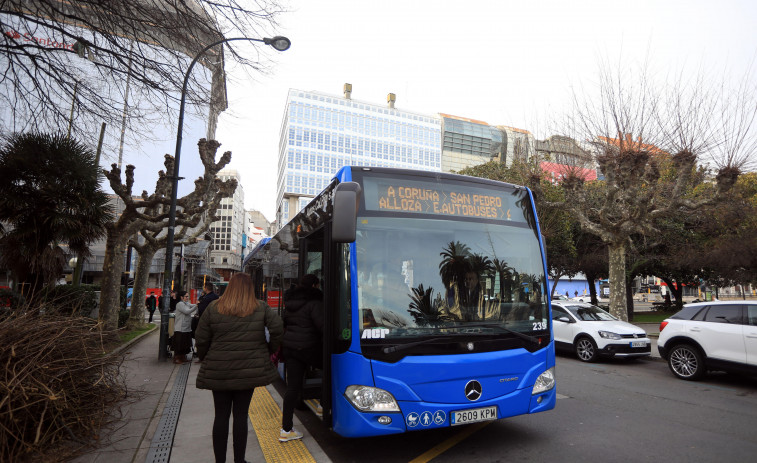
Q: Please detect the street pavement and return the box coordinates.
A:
[70,312,330,463]
[70,312,661,462]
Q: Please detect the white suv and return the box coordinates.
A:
[657,301,757,380]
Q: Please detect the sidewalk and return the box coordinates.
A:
[71,322,329,463]
[170,352,330,463]
[70,326,177,463]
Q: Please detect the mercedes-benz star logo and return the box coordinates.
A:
[464,380,482,401]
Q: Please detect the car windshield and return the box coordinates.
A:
[565,304,617,321]
[356,215,549,342]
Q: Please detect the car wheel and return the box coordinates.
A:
[575,336,598,362]
[668,344,705,380]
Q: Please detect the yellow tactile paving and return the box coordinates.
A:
[249,387,317,463]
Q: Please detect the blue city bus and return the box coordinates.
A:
[244,166,555,437]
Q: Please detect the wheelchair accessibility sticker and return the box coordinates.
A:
[405,410,446,428]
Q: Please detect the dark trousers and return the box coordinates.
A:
[281,347,320,432]
[211,389,254,463]
[172,331,192,355]
[148,310,155,322]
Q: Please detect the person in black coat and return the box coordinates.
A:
[195,273,283,462]
[192,282,219,342]
[169,290,179,312]
[197,282,219,317]
[145,293,157,322]
[280,274,323,442]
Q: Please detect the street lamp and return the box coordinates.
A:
[158,36,291,361]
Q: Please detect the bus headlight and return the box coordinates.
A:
[344,385,400,412]
[532,367,555,395]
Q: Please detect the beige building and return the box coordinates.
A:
[209,170,245,279]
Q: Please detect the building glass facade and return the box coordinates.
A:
[440,114,506,172]
[276,88,442,225]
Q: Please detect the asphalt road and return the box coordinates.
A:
[295,354,757,462]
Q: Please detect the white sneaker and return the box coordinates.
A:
[279,428,303,442]
[315,404,323,417]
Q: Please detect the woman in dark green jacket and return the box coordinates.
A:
[195,273,283,463]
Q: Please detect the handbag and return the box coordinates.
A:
[270,345,284,367]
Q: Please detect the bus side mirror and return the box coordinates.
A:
[332,182,361,243]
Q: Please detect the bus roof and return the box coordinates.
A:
[242,237,271,268]
[333,166,527,192]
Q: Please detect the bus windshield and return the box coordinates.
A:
[356,211,549,350]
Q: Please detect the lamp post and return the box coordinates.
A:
[158,36,291,360]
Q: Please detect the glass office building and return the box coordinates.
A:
[440,115,535,173]
[440,114,505,172]
[276,88,442,225]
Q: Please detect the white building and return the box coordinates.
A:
[275,85,443,226]
[244,209,271,251]
[0,4,227,199]
[209,170,245,276]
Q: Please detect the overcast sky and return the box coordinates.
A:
[212,0,757,221]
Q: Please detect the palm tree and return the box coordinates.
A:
[492,258,515,302]
[408,284,442,326]
[438,240,471,288]
[469,253,494,276]
[0,132,113,296]
[439,241,473,311]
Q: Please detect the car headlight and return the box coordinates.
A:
[532,367,555,395]
[344,385,400,412]
[598,331,622,340]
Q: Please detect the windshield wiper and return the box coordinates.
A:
[455,323,541,346]
[380,323,542,354]
[381,337,451,354]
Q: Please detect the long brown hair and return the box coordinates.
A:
[216,273,258,317]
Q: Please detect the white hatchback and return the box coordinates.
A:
[657,301,757,380]
[551,301,651,362]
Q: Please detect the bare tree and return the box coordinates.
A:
[559,61,753,320]
[0,1,286,147]
[101,138,236,330]
[127,139,236,327]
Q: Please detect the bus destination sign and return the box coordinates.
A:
[367,180,515,221]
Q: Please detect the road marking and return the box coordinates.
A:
[409,392,567,462]
[408,421,492,463]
